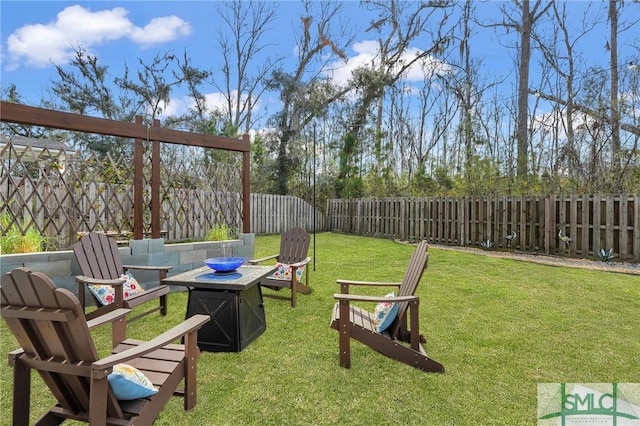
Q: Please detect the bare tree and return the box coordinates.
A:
[486,1,552,178]
[606,0,640,190]
[609,0,621,165]
[529,2,600,185]
[441,0,504,190]
[214,0,282,135]
[415,77,457,178]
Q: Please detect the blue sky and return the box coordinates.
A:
[1,1,638,124]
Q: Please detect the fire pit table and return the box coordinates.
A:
[163,264,276,352]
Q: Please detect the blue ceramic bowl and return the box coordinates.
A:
[204,257,246,273]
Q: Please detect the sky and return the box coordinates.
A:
[1,1,638,127]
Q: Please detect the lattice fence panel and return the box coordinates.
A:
[1,140,243,249]
[159,147,242,240]
[69,151,135,237]
[1,142,74,250]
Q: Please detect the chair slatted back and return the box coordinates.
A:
[389,240,429,337]
[1,267,122,417]
[278,227,310,264]
[74,232,125,280]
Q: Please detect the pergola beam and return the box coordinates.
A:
[0,101,252,235]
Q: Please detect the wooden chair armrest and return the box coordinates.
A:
[7,348,25,365]
[86,308,131,331]
[289,257,311,269]
[75,275,125,286]
[122,264,173,273]
[336,279,402,287]
[93,314,210,370]
[333,293,418,303]
[247,254,278,264]
[336,279,401,294]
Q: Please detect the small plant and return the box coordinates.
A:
[480,239,494,250]
[0,211,48,254]
[597,248,616,262]
[205,223,232,241]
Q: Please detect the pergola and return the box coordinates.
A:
[0,101,251,238]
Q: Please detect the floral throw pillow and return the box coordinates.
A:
[373,292,399,333]
[108,363,158,400]
[88,271,143,306]
[271,262,305,282]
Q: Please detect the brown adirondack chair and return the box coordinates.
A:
[329,240,444,372]
[247,227,311,307]
[1,267,209,426]
[73,231,171,324]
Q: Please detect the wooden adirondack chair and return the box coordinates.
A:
[329,240,444,372]
[1,267,209,426]
[247,227,311,307]
[73,231,171,324]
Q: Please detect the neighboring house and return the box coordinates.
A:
[0,134,73,170]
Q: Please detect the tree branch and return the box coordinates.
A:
[528,89,640,136]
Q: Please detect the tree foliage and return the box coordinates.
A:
[2,1,639,200]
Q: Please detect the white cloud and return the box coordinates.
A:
[159,97,188,118]
[203,90,260,116]
[325,40,378,86]
[130,16,191,47]
[6,5,191,69]
[204,92,229,113]
[158,90,262,122]
[323,39,452,89]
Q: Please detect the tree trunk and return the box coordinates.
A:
[276,131,290,195]
[609,0,621,182]
[516,0,533,178]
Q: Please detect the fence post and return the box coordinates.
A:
[620,194,628,260]
[593,194,601,254]
[400,198,409,241]
[544,195,554,254]
[606,195,615,252]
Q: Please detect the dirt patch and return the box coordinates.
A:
[405,241,640,276]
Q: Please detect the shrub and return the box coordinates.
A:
[597,248,616,262]
[0,211,48,254]
[480,239,494,250]
[205,223,233,241]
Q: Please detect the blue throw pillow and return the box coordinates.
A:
[373,292,399,333]
[108,363,158,400]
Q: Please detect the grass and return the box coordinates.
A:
[1,232,639,425]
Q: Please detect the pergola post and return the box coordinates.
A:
[242,134,251,234]
[151,119,161,238]
[133,115,144,240]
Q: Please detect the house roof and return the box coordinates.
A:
[0,134,73,161]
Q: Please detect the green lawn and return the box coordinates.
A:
[1,232,639,425]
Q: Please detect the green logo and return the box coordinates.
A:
[538,383,640,425]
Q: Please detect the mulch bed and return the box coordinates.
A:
[404,241,640,276]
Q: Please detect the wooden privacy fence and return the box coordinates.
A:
[251,193,324,235]
[326,195,640,262]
